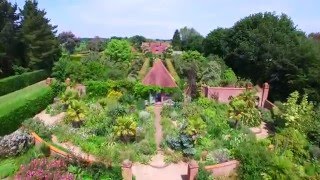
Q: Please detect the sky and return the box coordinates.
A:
[10,0,320,39]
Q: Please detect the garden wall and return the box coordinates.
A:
[203,83,270,107]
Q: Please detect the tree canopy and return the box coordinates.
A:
[104,39,133,63]
[58,31,80,54]
[20,0,60,69]
[172,29,181,51]
[180,27,204,52]
[203,12,320,102]
[0,0,20,77]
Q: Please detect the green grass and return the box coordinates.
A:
[0,147,40,179]
[0,81,49,113]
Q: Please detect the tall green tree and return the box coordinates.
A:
[171,29,181,51]
[87,36,104,52]
[104,39,133,63]
[20,0,60,70]
[58,31,79,54]
[203,28,230,57]
[0,0,20,77]
[129,35,146,51]
[180,27,204,52]
[175,50,206,98]
[223,12,308,101]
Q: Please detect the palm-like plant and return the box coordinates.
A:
[66,100,87,128]
[113,116,137,142]
[60,89,79,107]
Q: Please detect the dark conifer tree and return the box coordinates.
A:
[172,29,181,51]
[20,0,60,69]
[0,0,20,77]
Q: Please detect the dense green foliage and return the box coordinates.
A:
[0,0,60,78]
[180,27,204,52]
[202,12,320,102]
[0,70,48,96]
[58,31,80,54]
[0,0,21,78]
[172,29,182,51]
[104,39,133,63]
[52,55,108,82]
[228,90,262,127]
[0,83,54,136]
[129,35,146,50]
[20,0,60,70]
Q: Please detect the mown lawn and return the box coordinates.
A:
[0,81,49,114]
[0,147,39,179]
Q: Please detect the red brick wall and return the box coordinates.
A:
[204,83,270,107]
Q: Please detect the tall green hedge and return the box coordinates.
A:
[0,87,55,136]
[0,70,49,96]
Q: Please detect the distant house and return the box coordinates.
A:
[141,42,170,54]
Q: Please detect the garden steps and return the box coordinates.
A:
[148,152,169,168]
[51,135,96,162]
[132,161,188,180]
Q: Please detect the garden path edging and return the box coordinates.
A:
[204,160,239,177]
[30,131,95,163]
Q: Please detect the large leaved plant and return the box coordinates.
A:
[113,116,137,142]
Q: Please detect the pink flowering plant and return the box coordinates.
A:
[15,158,74,180]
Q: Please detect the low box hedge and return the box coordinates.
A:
[0,70,49,96]
[0,86,55,136]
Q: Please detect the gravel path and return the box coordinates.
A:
[154,104,163,150]
[34,110,65,126]
[133,104,188,180]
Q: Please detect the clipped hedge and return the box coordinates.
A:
[85,80,181,99]
[0,87,55,136]
[85,80,135,97]
[165,59,180,82]
[0,70,49,96]
[138,58,150,80]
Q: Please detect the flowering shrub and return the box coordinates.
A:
[15,158,74,180]
[107,90,123,101]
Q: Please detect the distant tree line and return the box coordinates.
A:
[0,0,60,78]
[172,12,320,103]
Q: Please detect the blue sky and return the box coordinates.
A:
[10,0,320,39]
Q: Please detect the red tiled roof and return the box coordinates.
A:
[142,59,177,88]
[141,42,170,54]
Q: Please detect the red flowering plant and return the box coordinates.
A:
[15,158,74,180]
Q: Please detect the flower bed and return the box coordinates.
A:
[41,87,158,166]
